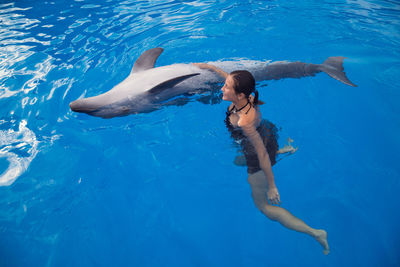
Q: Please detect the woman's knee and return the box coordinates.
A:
[250,198,276,219]
[260,205,280,221]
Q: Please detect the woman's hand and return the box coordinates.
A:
[192,63,228,78]
[267,186,281,205]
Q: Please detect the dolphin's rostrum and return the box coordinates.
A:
[69,48,356,118]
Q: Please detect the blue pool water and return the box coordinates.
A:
[1,0,400,266]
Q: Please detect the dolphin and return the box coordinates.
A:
[69,47,356,118]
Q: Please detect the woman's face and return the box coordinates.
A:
[221,75,239,102]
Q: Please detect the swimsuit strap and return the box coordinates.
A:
[228,105,235,114]
[244,101,252,114]
[230,100,250,114]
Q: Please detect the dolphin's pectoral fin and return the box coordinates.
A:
[131,47,164,74]
[319,56,357,87]
[148,73,200,94]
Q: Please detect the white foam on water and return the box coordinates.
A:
[0,120,39,186]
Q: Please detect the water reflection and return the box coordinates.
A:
[0,120,38,186]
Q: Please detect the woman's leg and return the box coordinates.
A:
[248,171,330,255]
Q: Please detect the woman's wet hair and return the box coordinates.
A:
[230,70,259,105]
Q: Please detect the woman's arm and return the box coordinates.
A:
[192,63,229,79]
[241,123,280,205]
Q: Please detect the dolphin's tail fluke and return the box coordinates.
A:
[262,57,357,87]
[318,57,357,87]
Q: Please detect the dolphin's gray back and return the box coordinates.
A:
[172,60,272,90]
[174,60,290,91]
[206,60,319,82]
[207,60,270,81]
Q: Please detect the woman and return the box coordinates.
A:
[193,63,330,255]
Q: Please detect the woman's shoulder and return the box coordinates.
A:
[238,105,260,128]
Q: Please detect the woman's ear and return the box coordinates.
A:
[238,92,246,100]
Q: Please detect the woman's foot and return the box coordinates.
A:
[313,229,330,255]
[277,138,298,154]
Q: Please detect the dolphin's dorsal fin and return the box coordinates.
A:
[131,48,164,74]
[148,73,200,94]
